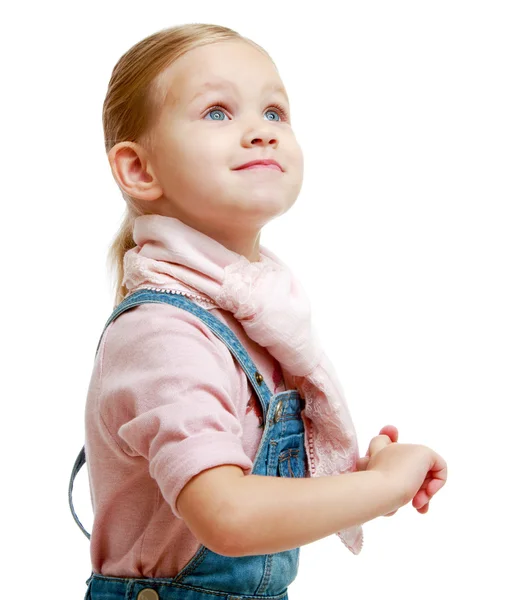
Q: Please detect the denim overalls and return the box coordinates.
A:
[69,288,308,600]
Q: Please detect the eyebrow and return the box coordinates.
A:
[189,79,289,104]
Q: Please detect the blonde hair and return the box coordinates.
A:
[103,23,271,307]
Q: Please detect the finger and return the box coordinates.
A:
[356,456,369,471]
[416,502,429,514]
[426,477,446,496]
[418,471,446,501]
[429,453,448,489]
[379,425,399,443]
[413,488,430,509]
[368,434,392,457]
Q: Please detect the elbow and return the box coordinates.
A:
[207,502,247,558]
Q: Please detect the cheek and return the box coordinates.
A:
[291,139,304,168]
[287,146,304,184]
[171,140,230,195]
[294,149,304,173]
[180,136,226,170]
[281,132,303,168]
[154,140,216,187]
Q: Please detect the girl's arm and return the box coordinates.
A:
[177,465,402,557]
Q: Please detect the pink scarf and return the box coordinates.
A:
[122,214,364,554]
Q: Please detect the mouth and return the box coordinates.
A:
[233,159,283,172]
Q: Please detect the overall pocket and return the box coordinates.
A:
[268,431,306,479]
[278,447,304,478]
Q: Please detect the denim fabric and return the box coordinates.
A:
[70,288,308,600]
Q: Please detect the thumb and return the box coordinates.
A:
[367,434,392,458]
[355,456,370,471]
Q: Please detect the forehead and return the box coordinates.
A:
[188,77,289,104]
[160,40,287,106]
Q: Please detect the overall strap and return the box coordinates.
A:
[69,288,272,540]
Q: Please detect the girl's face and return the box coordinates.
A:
[143,40,304,246]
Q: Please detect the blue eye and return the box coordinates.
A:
[265,110,280,122]
[205,108,227,121]
[203,103,288,122]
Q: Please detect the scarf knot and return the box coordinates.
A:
[215,255,281,319]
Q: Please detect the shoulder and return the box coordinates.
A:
[99,301,235,382]
[107,301,223,344]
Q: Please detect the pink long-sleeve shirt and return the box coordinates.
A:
[85,297,294,578]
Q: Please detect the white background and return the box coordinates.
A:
[2,1,505,598]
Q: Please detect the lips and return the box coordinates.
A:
[234,159,283,171]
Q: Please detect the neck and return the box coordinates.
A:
[174,217,263,262]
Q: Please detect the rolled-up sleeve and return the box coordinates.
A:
[98,301,253,519]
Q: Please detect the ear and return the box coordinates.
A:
[108,141,164,201]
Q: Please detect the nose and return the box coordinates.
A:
[242,119,279,148]
[249,132,278,147]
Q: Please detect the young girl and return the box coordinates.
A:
[69,23,447,600]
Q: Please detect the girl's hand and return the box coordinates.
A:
[356,424,440,516]
[356,425,399,516]
[356,425,399,471]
